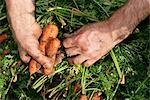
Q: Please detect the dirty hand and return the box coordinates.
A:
[5,0,53,69]
[63,0,150,67]
[63,22,117,67]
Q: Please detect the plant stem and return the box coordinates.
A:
[81,66,86,94]
[2,77,13,99]
[93,0,109,17]
[110,50,122,78]
[135,77,149,93]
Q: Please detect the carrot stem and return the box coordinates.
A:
[81,65,86,94]
[110,50,122,78]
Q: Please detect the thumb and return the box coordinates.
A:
[23,38,54,69]
[18,45,31,63]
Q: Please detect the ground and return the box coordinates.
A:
[0,0,149,100]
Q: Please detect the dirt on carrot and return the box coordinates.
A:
[0,33,8,43]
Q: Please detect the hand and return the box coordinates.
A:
[63,22,116,67]
[63,0,150,67]
[6,0,54,69]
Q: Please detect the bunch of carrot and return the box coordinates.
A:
[29,24,61,76]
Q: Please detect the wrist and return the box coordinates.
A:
[110,24,130,45]
[107,0,150,45]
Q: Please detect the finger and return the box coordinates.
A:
[65,47,81,57]
[18,46,31,63]
[55,52,64,65]
[25,41,54,69]
[83,56,101,67]
[63,31,78,38]
[63,36,76,48]
[32,21,42,39]
[63,33,73,38]
[68,55,88,65]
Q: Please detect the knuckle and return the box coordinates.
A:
[20,54,30,63]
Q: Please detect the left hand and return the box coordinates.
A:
[5,0,54,69]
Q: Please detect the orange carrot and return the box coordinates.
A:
[74,82,81,93]
[0,33,8,43]
[92,93,103,100]
[39,24,58,54]
[43,67,55,75]
[46,38,60,57]
[29,59,41,76]
[42,24,58,39]
[29,24,59,76]
[44,38,60,75]
[79,94,87,100]
[2,49,10,55]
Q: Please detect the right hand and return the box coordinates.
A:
[63,22,116,67]
[63,21,131,67]
[5,0,54,69]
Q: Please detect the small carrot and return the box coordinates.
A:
[79,94,87,100]
[92,92,103,100]
[29,59,41,76]
[2,49,10,55]
[74,82,81,93]
[46,38,60,58]
[42,24,58,39]
[39,24,58,54]
[0,33,8,43]
[43,67,55,76]
[44,38,60,75]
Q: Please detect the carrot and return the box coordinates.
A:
[0,33,8,43]
[43,67,55,75]
[74,82,81,93]
[46,38,60,57]
[44,38,60,75]
[42,24,58,39]
[29,24,59,76]
[29,59,41,76]
[79,94,87,100]
[2,49,10,55]
[39,24,58,54]
[92,93,103,100]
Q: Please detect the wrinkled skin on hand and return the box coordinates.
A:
[63,0,150,67]
[63,22,115,67]
[5,0,54,69]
